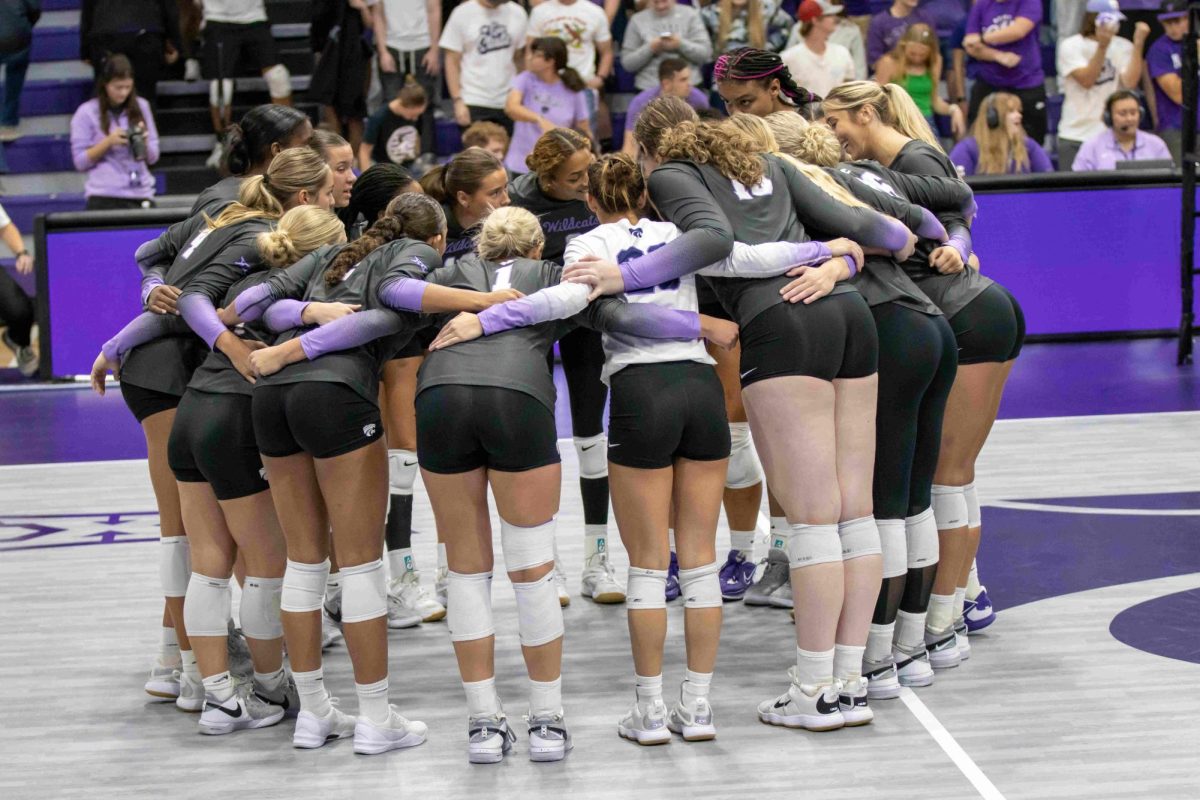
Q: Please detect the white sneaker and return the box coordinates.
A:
[553,560,571,607]
[838,677,874,726]
[862,657,902,700]
[756,668,844,732]
[618,698,671,745]
[145,660,180,701]
[198,682,286,735]
[434,565,449,608]
[2,332,38,378]
[293,699,357,749]
[205,141,224,169]
[468,714,515,764]
[254,674,300,719]
[176,670,204,712]
[388,571,446,627]
[893,646,935,688]
[527,710,572,761]
[925,627,962,670]
[955,620,971,660]
[321,606,343,650]
[667,695,716,741]
[580,552,625,604]
[184,58,201,81]
[353,706,428,755]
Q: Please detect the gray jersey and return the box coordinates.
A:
[187,272,273,397]
[190,176,242,219]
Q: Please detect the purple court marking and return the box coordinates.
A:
[1109,589,1200,665]
[1029,492,1200,510]
[0,511,160,552]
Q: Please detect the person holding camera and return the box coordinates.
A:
[69,55,160,210]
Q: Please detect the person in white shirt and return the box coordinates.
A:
[373,0,441,157]
[780,0,856,97]
[527,0,614,135]
[441,0,529,131]
[786,5,867,79]
[1056,0,1148,170]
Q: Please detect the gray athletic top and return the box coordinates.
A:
[187,272,273,397]
[190,176,242,219]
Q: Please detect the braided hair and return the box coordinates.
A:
[324,193,446,287]
[713,47,823,120]
[337,163,419,236]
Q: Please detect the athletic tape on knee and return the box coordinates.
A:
[786,523,842,568]
[573,434,609,479]
[240,576,284,640]
[281,558,331,613]
[839,516,882,561]
[678,561,722,609]
[340,559,387,623]
[263,64,291,99]
[388,449,418,495]
[931,485,969,531]
[447,570,494,642]
[725,422,763,489]
[512,570,565,646]
[159,537,192,598]
[626,567,668,610]
[183,573,232,637]
[501,517,556,572]
[963,482,981,528]
[877,518,907,579]
[904,507,939,569]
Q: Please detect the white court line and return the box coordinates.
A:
[987,500,1200,516]
[899,687,1007,800]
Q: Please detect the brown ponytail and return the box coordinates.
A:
[587,153,644,215]
[324,193,446,286]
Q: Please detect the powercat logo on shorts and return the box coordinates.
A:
[363,424,378,438]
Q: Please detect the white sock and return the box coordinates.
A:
[769,516,789,551]
[926,593,955,633]
[635,673,663,705]
[254,666,286,693]
[833,644,865,684]
[462,676,502,718]
[865,622,894,664]
[681,669,712,704]
[202,670,235,702]
[585,523,607,560]
[528,676,562,718]
[953,587,967,624]
[667,529,676,552]
[294,667,332,716]
[795,646,834,688]
[437,542,448,572]
[388,547,415,580]
[160,626,180,665]
[966,559,982,599]
[180,649,201,682]
[730,530,755,558]
[356,678,391,724]
[894,610,926,652]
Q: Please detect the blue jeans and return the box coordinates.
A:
[0,46,31,127]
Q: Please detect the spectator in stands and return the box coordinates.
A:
[0,201,36,377]
[1073,88,1171,169]
[867,0,935,70]
[781,0,856,97]
[1147,0,1194,162]
[441,0,529,132]
[504,36,592,173]
[528,0,614,93]
[621,0,713,92]
[1057,1,1149,170]
[360,76,428,172]
[703,0,794,56]
[373,0,441,163]
[462,120,511,161]
[874,23,964,136]
[311,0,376,153]
[621,57,710,154]
[950,90,1053,173]
[786,3,868,79]
[963,0,1047,144]
[0,0,39,142]
[70,55,160,210]
[81,0,179,107]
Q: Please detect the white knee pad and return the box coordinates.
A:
[839,516,882,561]
[678,561,722,609]
[904,507,939,569]
[963,482,981,528]
[388,449,418,495]
[340,559,387,623]
[280,558,331,613]
[786,523,842,568]
[626,567,668,610]
[501,517,556,572]
[208,78,234,108]
[183,573,232,637]
[931,485,969,531]
[447,570,494,642]
[877,519,907,579]
[240,576,284,640]
[512,570,565,646]
[263,64,291,99]
[725,422,763,489]
[160,537,192,598]
[573,434,609,480]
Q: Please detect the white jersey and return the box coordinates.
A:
[564,218,714,383]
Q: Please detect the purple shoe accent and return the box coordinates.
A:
[963,587,996,632]
[665,551,680,601]
[718,549,756,601]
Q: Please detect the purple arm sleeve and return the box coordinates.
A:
[298,309,404,361]
[233,281,277,322]
[617,231,730,292]
[140,273,165,306]
[917,208,948,242]
[477,284,589,336]
[101,312,179,362]
[264,299,310,332]
[617,306,701,340]
[378,277,429,311]
[178,293,229,350]
[947,232,971,263]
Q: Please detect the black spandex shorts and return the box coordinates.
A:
[608,361,730,470]
[168,390,269,500]
[950,283,1026,365]
[253,381,384,459]
[202,20,282,80]
[737,292,878,387]
[415,384,560,474]
[120,381,181,423]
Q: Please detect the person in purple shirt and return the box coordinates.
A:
[1072,88,1172,169]
[621,57,711,155]
[503,36,592,174]
[1146,0,1196,162]
[949,91,1054,174]
[963,0,1047,144]
[867,0,936,68]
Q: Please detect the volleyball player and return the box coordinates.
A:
[823,82,1025,665]
[339,163,420,240]
[422,147,511,267]
[309,129,357,209]
[713,47,824,120]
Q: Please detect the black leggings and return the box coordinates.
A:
[871,304,958,521]
[951,283,1026,365]
[0,268,34,347]
[558,326,608,438]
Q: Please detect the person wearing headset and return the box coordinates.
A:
[1072,89,1171,170]
[948,90,1053,175]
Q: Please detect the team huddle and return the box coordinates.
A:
[91,52,1022,765]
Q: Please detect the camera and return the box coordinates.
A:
[127,127,147,161]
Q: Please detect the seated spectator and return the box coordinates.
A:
[1147,0,1194,162]
[1073,89,1171,169]
[781,0,856,97]
[81,0,179,107]
[504,36,592,174]
[867,0,935,70]
[621,0,713,92]
[787,4,869,79]
[1057,0,1148,171]
[462,120,511,162]
[622,57,711,154]
[0,200,36,377]
[360,76,428,172]
[0,0,39,141]
[963,0,1047,144]
[950,91,1053,174]
[703,0,794,56]
[441,0,529,132]
[372,0,441,162]
[874,23,964,136]
[69,55,160,210]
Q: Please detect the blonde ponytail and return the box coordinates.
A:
[880,84,941,150]
[824,81,943,152]
[476,206,544,262]
[211,147,332,229]
[258,206,347,268]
